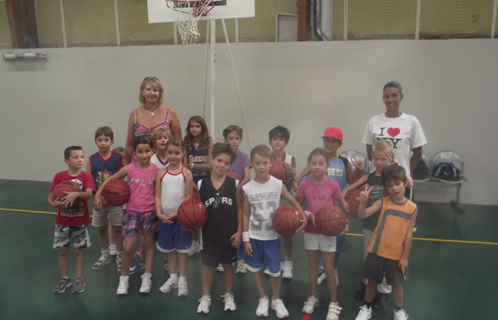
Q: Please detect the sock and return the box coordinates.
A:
[179,276,187,284]
[395,306,403,312]
[364,301,372,309]
[121,275,129,280]
[170,273,178,281]
[101,249,109,257]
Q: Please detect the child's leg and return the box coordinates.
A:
[73,248,85,278]
[392,284,403,308]
[178,252,189,277]
[138,237,145,261]
[112,225,123,253]
[98,226,109,252]
[364,280,377,303]
[202,265,213,296]
[143,233,155,273]
[167,251,178,274]
[58,249,69,277]
[270,274,282,300]
[322,251,337,302]
[223,263,234,293]
[306,250,320,297]
[284,236,292,260]
[121,237,138,276]
[253,270,267,297]
[108,222,115,246]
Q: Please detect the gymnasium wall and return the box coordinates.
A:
[0,39,497,205]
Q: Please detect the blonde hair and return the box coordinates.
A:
[151,128,172,145]
[139,77,164,105]
[372,140,393,155]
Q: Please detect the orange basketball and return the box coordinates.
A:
[226,171,242,181]
[102,179,130,206]
[177,198,208,231]
[272,205,302,237]
[269,160,292,184]
[344,189,371,218]
[52,181,81,207]
[314,205,348,237]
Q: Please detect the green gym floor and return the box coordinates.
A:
[1,179,497,320]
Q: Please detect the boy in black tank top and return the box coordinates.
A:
[196,143,242,314]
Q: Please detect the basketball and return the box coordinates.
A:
[344,189,371,218]
[272,205,302,237]
[177,198,208,231]
[269,160,292,184]
[53,181,81,207]
[102,179,130,206]
[314,205,348,237]
[226,171,242,181]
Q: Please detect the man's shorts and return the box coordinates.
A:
[92,206,124,227]
[122,210,158,238]
[362,252,405,286]
[201,240,237,268]
[244,238,281,277]
[53,224,91,250]
[156,220,193,254]
[304,232,337,252]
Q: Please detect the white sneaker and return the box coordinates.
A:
[355,305,372,320]
[178,282,189,297]
[271,298,289,318]
[92,254,111,270]
[236,259,247,274]
[394,308,409,320]
[159,277,178,293]
[264,268,271,276]
[335,268,339,286]
[282,260,293,279]
[256,296,269,317]
[139,273,152,294]
[222,292,236,312]
[116,256,122,271]
[317,267,326,285]
[326,302,342,320]
[216,263,225,272]
[193,241,201,253]
[302,295,319,314]
[109,243,117,256]
[197,295,211,314]
[116,276,129,296]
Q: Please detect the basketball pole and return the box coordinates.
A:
[210,19,216,138]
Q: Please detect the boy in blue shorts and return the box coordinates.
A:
[355,165,418,320]
[242,144,307,318]
[48,146,96,294]
[196,142,242,314]
[87,126,124,271]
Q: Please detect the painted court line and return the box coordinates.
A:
[2,208,498,246]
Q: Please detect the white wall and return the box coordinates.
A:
[1,39,497,205]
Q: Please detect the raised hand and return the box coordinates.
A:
[387,153,399,165]
[359,184,372,202]
[352,155,364,173]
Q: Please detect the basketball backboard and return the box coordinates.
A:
[147,0,255,23]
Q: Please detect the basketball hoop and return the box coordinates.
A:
[165,0,214,44]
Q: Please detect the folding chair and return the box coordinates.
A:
[431,151,467,213]
[412,153,431,183]
[339,150,369,175]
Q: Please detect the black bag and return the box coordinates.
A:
[432,162,460,181]
[412,158,429,180]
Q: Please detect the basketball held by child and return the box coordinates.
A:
[272,205,302,237]
[52,181,81,207]
[314,205,348,237]
[177,198,208,231]
[102,179,130,206]
[269,160,292,184]
[344,189,371,218]
[226,171,242,181]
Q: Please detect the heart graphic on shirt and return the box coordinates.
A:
[387,127,400,137]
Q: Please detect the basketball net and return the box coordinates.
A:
[165,0,214,45]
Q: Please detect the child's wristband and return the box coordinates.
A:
[242,232,250,242]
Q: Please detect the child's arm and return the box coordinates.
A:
[231,181,243,248]
[340,175,368,212]
[346,158,363,185]
[399,208,418,275]
[281,184,307,233]
[357,184,382,219]
[154,169,169,223]
[293,165,311,190]
[242,191,253,257]
[94,165,129,210]
[184,169,194,200]
[48,192,65,209]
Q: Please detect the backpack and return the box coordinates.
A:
[432,162,460,181]
[412,158,429,180]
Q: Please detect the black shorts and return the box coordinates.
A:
[362,253,405,286]
[200,241,237,268]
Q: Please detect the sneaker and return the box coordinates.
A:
[178,282,189,297]
[109,244,117,256]
[271,298,289,318]
[335,268,339,286]
[236,259,247,274]
[139,273,152,294]
[353,283,367,299]
[193,241,201,253]
[197,295,211,314]
[264,268,271,276]
[394,308,409,320]
[282,260,293,279]
[117,276,129,296]
[53,277,71,294]
[373,292,390,310]
[256,296,269,317]
[216,263,225,272]
[159,277,178,293]
[317,267,326,285]
[92,254,111,270]
[72,277,86,294]
[302,295,319,314]
[116,256,122,271]
[355,304,372,320]
[164,258,169,271]
[326,302,342,320]
[129,259,145,275]
[222,292,236,312]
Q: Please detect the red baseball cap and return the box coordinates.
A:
[322,127,343,141]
